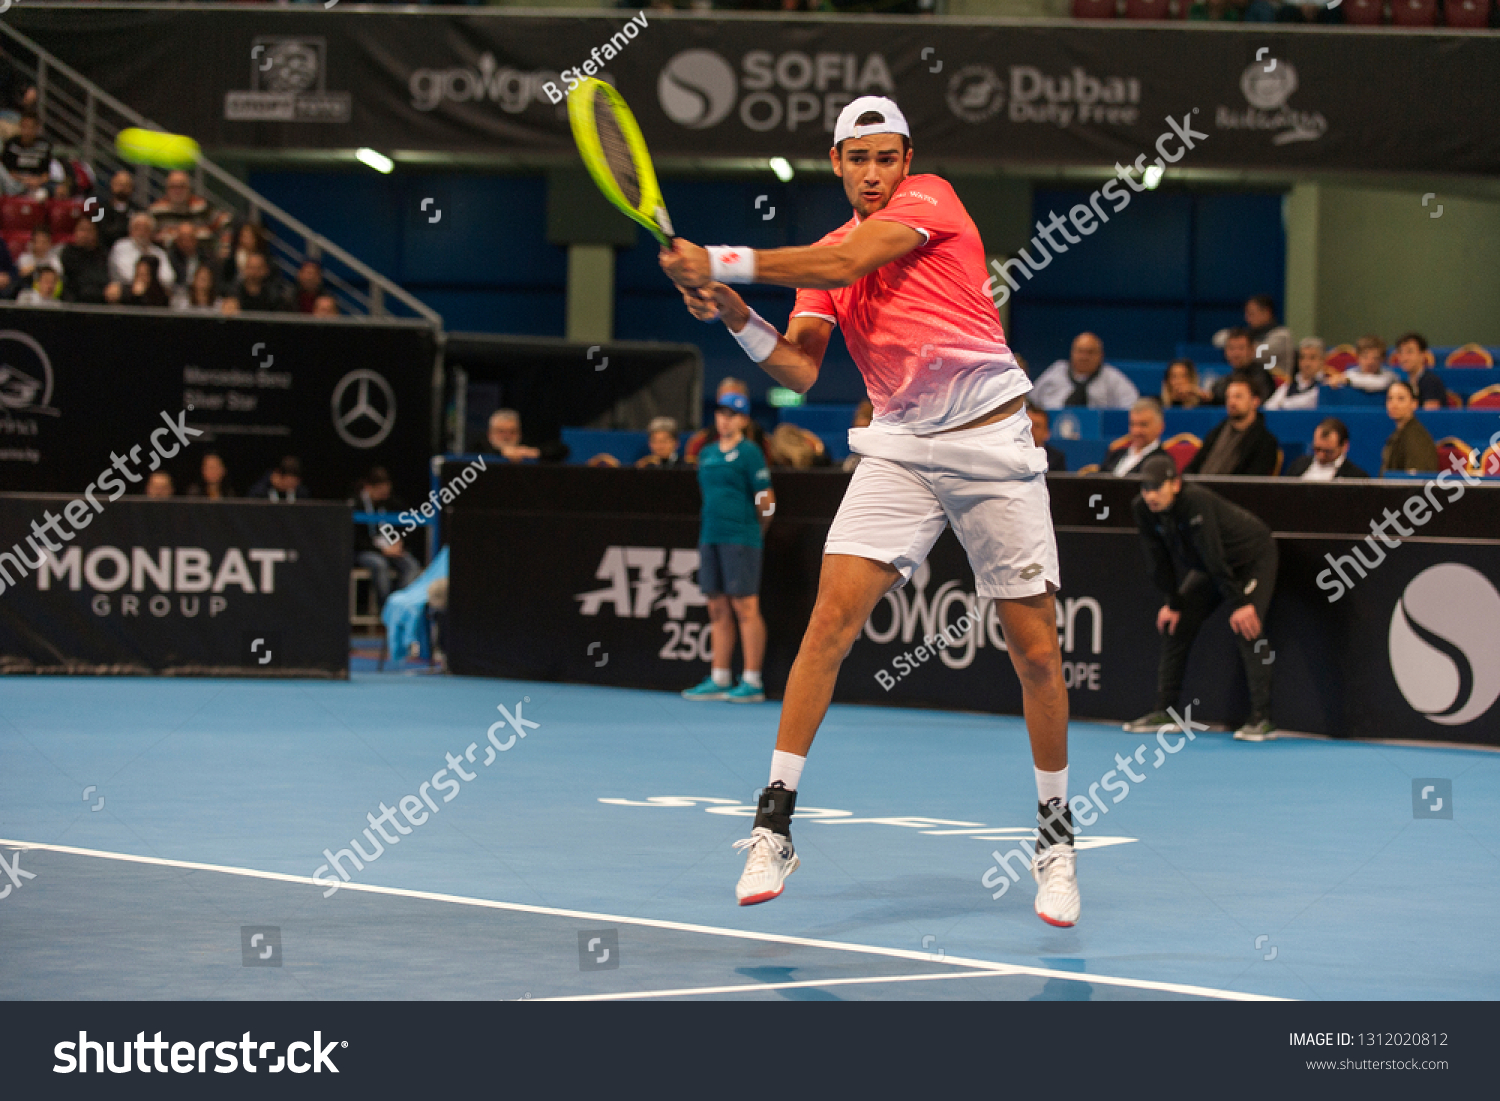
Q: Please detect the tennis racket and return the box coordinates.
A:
[567,77,675,246]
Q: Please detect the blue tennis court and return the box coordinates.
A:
[2,672,1495,1001]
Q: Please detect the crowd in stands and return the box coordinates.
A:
[1072,0,1500,26]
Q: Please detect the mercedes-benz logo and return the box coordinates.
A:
[331,369,395,449]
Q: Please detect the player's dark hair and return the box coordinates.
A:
[1316,417,1350,446]
[1394,331,1428,352]
[836,112,911,157]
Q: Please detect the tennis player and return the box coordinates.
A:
[661,96,1079,925]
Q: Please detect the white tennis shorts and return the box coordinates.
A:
[825,408,1061,600]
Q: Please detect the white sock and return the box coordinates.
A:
[741,670,762,689]
[1035,766,1068,808]
[711,667,732,687]
[769,749,805,791]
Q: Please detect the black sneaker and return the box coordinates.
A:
[1122,709,1173,733]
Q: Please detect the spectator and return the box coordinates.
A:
[120,256,170,308]
[233,251,291,312]
[311,293,340,317]
[1124,453,1279,742]
[247,456,307,501]
[680,390,774,705]
[771,422,831,468]
[219,296,240,316]
[0,232,16,298]
[1207,329,1270,404]
[15,226,60,280]
[0,111,60,197]
[482,409,540,462]
[352,466,422,609]
[1394,332,1447,410]
[0,56,37,130]
[1184,372,1280,477]
[96,170,143,250]
[163,221,210,288]
[59,217,111,304]
[635,416,686,468]
[842,400,874,472]
[184,451,236,498]
[109,212,176,291]
[1101,397,1165,475]
[144,470,175,498]
[1380,380,1439,476]
[1263,338,1327,410]
[148,170,228,243]
[1285,417,1369,480]
[1217,294,1292,375]
[173,263,224,313]
[294,260,326,313]
[1162,359,1208,409]
[1026,401,1068,472]
[1340,335,1398,393]
[686,377,774,463]
[1029,332,1139,409]
[16,263,60,306]
[220,222,269,288]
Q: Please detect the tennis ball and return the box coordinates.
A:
[115,128,200,170]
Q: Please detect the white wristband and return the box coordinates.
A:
[730,309,780,363]
[708,245,756,284]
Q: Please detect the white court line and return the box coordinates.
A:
[543,969,1027,1001]
[0,836,1286,1002]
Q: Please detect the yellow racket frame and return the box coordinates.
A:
[567,78,674,246]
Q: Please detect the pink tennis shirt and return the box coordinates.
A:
[791,174,1028,434]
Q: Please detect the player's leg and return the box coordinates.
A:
[683,544,736,700]
[727,593,766,702]
[1232,543,1279,742]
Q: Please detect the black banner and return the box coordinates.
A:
[446,465,1500,746]
[12,8,1500,175]
[0,304,437,506]
[0,494,350,676]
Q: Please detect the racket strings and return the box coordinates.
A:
[593,92,642,209]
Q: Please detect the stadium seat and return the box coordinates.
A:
[1163,432,1201,471]
[1,196,45,232]
[1392,0,1438,21]
[3,229,30,260]
[1076,463,1102,475]
[1324,344,1357,371]
[48,198,84,239]
[1072,0,1118,16]
[1445,0,1492,24]
[1435,437,1474,473]
[1475,444,1500,476]
[1124,0,1171,16]
[1272,448,1284,477]
[1444,343,1494,367]
[1466,383,1500,409]
[1445,391,1464,408]
[1342,0,1385,21]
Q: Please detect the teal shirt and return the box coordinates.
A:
[697,437,771,548]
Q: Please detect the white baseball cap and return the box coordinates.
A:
[833,96,911,146]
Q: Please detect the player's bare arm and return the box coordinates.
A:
[677,282,832,394]
[660,220,924,292]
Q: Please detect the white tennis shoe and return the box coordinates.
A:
[733,827,799,905]
[1032,843,1080,927]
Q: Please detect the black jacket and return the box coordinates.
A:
[1183,412,1280,477]
[1285,454,1369,479]
[59,243,111,304]
[1044,444,1067,473]
[1100,439,1161,474]
[1133,483,1274,611]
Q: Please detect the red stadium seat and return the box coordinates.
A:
[1445,0,1492,24]
[1,196,45,232]
[4,229,31,260]
[1072,0,1118,17]
[1435,437,1474,474]
[48,198,85,239]
[1324,344,1358,371]
[1467,384,1500,409]
[1392,0,1437,23]
[1343,0,1386,22]
[1476,444,1500,476]
[1445,342,1494,367]
[1125,0,1172,17]
[1163,432,1201,472]
[1444,390,1464,408]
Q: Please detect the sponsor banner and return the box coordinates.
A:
[0,305,436,507]
[13,9,1500,174]
[0,495,349,676]
[446,466,1500,745]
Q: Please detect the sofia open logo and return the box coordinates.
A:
[1388,563,1500,726]
[658,50,737,129]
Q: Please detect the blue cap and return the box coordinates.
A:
[716,392,750,415]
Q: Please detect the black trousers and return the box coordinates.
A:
[1155,543,1278,723]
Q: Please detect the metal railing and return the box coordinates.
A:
[0,19,442,328]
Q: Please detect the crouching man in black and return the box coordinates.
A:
[1124,453,1278,742]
